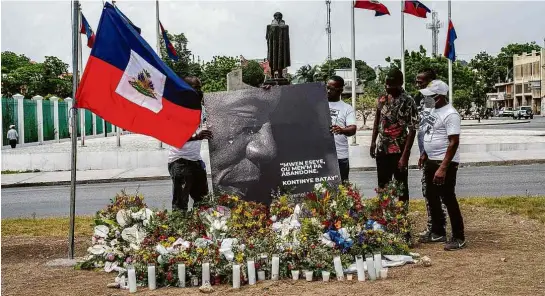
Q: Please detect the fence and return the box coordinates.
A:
[1,95,116,146]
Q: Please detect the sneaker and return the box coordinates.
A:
[418,229,431,237]
[418,232,446,243]
[444,238,466,251]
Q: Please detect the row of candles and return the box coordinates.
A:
[126,253,388,293]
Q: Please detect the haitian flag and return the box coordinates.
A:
[75,3,201,148]
[159,21,178,61]
[403,0,431,18]
[354,0,390,16]
[444,20,457,61]
[80,13,95,48]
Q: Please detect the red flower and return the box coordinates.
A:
[307,192,317,201]
[166,272,173,282]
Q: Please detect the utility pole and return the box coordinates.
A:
[325,0,332,73]
[426,11,443,57]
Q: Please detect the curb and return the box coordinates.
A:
[461,120,530,127]
[3,159,545,188]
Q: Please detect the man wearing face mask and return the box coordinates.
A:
[370,68,418,202]
[168,76,212,212]
[415,68,448,244]
[419,80,465,251]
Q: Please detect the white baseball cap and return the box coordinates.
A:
[419,80,449,96]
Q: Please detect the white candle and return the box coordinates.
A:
[366,256,376,281]
[333,256,344,281]
[192,276,199,286]
[347,274,353,281]
[178,264,186,288]
[321,271,330,282]
[128,267,137,293]
[271,255,280,280]
[305,270,313,281]
[148,264,156,290]
[380,268,388,279]
[356,255,365,282]
[291,270,300,280]
[247,260,256,285]
[232,264,241,289]
[373,253,382,279]
[202,263,210,284]
[258,270,266,281]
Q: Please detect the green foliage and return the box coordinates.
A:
[242,60,265,87]
[201,56,238,93]
[1,52,72,98]
[452,89,473,113]
[294,64,319,83]
[159,31,201,78]
[496,42,542,80]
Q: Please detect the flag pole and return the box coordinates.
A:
[156,0,163,149]
[350,0,357,145]
[68,0,80,260]
[78,11,85,146]
[448,0,453,103]
[401,0,405,88]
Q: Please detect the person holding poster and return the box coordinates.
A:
[327,76,357,183]
[370,68,418,202]
[168,76,212,212]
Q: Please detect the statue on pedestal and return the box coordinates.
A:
[266,12,290,83]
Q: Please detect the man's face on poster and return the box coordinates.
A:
[205,88,281,198]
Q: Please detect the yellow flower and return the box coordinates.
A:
[168,237,175,243]
[232,196,239,202]
[235,253,244,263]
[162,225,168,229]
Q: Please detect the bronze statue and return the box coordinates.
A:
[266,12,290,79]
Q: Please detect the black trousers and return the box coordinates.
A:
[168,158,209,211]
[376,153,409,201]
[424,160,465,240]
[338,158,350,183]
[9,139,17,148]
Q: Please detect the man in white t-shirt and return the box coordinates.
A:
[327,76,357,182]
[168,76,212,212]
[419,80,465,251]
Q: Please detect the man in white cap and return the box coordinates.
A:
[418,80,465,251]
[7,125,19,148]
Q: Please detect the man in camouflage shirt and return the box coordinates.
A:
[370,68,419,202]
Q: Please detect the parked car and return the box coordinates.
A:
[513,106,534,120]
[499,107,514,117]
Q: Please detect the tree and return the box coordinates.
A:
[496,42,542,80]
[468,52,501,93]
[201,56,238,92]
[1,51,31,74]
[452,89,473,113]
[318,57,376,84]
[356,94,377,127]
[159,31,201,78]
[295,64,319,83]
[242,60,265,87]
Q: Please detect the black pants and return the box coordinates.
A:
[422,170,447,232]
[424,160,464,240]
[168,158,209,211]
[376,153,409,201]
[338,158,350,183]
[9,139,17,148]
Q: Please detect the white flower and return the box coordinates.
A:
[330,201,337,208]
[104,261,118,273]
[219,238,238,261]
[156,244,169,255]
[270,215,277,222]
[88,245,107,255]
[116,210,130,227]
[121,225,145,245]
[314,183,326,193]
[94,225,109,238]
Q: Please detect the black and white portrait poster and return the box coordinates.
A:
[204,83,340,204]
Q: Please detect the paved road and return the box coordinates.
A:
[2,164,544,218]
[462,116,545,131]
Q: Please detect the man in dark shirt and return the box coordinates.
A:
[370,68,418,202]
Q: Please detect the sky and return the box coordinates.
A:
[2,0,545,74]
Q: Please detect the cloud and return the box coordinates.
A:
[2,0,544,74]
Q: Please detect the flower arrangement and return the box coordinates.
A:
[79,182,410,288]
